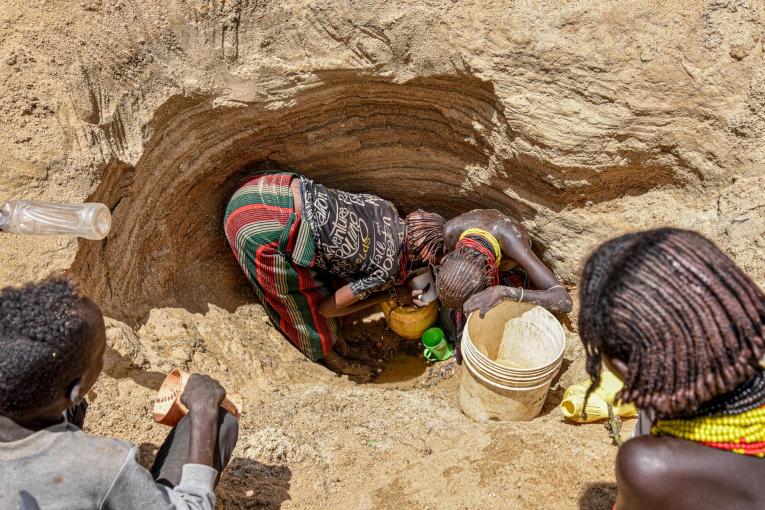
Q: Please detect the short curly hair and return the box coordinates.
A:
[0,274,92,417]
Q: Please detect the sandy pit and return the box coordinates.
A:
[87,303,628,510]
[2,0,765,508]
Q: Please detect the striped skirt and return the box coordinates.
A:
[224,173,338,361]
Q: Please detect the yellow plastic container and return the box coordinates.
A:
[380,298,438,341]
[560,369,637,423]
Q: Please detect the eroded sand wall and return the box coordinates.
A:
[2,1,763,308]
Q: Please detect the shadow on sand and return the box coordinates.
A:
[138,443,293,510]
[216,458,293,509]
[578,481,617,510]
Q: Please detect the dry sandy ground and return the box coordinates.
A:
[82,299,631,510]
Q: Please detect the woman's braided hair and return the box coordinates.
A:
[579,228,765,419]
[405,210,445,265]
[436,247,493,310]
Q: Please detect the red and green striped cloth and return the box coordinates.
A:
[224,173,338,361]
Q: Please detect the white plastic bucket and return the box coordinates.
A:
[460,301,565,421]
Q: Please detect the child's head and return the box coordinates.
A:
[578,228,765,418]
[0,273,105,420]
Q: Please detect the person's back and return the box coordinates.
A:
[299,176,407,298]
[2,422,141,509]
[577,228,765,510]
[616,435,765,510]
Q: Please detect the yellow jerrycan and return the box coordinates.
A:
[380,298,438,341]
[560,368,637,423]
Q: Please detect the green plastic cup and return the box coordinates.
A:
[422,327,452,361]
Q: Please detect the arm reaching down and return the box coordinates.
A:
[104,374,231,509]
[464,285,572,318]
[180,374,226,467]
[490,213,572,314]
[319,284,389,318]
[447,209,573,316]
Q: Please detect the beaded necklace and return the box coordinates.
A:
[459,228,502,262]
[693,370,765,417]
[652,405,765,457]
[652,371,765,457]
[457,229,501,286]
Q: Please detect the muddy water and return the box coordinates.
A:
[374,353,430,388]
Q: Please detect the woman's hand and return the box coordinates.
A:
[410,283,431,308]
[463,286,519,318]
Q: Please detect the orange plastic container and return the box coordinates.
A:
[152,369,243,427]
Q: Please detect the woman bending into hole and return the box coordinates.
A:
[579,228,765,510]
[433,209,572,345]
[224,171,444,380]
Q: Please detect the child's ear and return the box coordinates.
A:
[67,378,84,406]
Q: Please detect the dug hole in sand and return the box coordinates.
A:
[2,1,765,508]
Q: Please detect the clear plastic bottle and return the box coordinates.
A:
[0,200,112,240]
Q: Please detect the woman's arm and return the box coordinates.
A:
[319,285,391,318]
[464,285,572,317]
[496,216,571,308]
[463,212,573,315]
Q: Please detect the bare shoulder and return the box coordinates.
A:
[445,209,506,231]
[617,435,765,510]
[616,436,675,491]
[444,210,488,247]
[615,436,702,510]
[447,209,486,224]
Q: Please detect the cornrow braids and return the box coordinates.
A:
[578,228,765,419]
[436,247,493,310]
[405,210,445,265]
